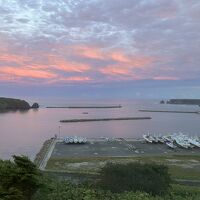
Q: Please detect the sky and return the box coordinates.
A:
[0,0,200,99]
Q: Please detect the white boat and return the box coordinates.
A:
[69,137,74,143]
[64,136,87,144]
[166,142,177,149]
[189,139,200,148]
[157,136,165,143]
[74,137,78,143]
[64,137,70,144]
[78,137,83,143]
[143,134,154,143]
[83,137,87,143]
[175,139,191,149]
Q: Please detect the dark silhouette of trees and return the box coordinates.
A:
[97,162,172,196]
[0,155,41,200]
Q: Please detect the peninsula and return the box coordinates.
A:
[0,97,39,110]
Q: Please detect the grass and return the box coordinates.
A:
[46,154,200,180]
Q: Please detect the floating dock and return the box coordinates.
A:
[60,117,151,123]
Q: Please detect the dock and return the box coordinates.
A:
[60,117,151,123]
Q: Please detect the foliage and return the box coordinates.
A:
[0,155,41,200]
[32,178,200,200]
[1,155,200,200]
[97,162,172,196]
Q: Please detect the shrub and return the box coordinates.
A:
[97,162,172,196]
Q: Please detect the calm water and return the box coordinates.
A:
[0,99,200,160]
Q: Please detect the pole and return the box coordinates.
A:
[59,126,61,139]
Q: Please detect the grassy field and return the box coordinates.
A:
[46,154,200,180]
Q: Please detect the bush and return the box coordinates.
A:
[97,162,172,196]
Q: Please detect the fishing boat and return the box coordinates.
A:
[188,138,200,148]
[64,136,87,144]
[174,139,191,149]
[157,136,165,143]
[143,134,154,143]
[166,141,177,149]
[64,137,70,144]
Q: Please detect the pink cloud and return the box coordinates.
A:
[0,67,57,79]
[47,55,91,72]
[72,45,104,60]
[153,76,179,80]
[100,67,130,76]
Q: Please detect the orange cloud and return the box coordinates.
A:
[0,67,57,79]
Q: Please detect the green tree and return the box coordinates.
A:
[97,162,172,196]
[0,155,41,200]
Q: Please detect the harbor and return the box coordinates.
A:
[34,135,200,185]
[35,134,200,171]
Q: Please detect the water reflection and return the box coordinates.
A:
[0,99,199,160]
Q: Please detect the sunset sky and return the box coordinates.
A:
[0,0,200,98]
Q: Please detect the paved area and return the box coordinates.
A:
[50,139,200,158]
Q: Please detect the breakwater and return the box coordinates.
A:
[47,105,122,109]
[60,117,151,123]
[139,110,199,114]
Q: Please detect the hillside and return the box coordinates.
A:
[0,97,31,110]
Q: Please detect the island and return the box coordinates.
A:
[167,99,200,105]
[0,97,39,110]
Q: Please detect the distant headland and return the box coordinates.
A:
[0,97,39,110]
[160,99,200,105]
[166,99,200,105]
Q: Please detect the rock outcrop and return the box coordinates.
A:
[32,103,39,109]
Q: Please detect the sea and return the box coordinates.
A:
[0,98,200,160]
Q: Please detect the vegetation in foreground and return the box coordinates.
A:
[46,154,200,180]
[0,156,200,200]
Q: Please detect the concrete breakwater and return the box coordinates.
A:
[47,105,122,109]
[139,109,199,114]
[60,117,151,123]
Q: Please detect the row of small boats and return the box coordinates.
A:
[143,132,200,149]
[64,136,87,144]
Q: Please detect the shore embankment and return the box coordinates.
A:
[60,117,151,123]
[34,138,56,169]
